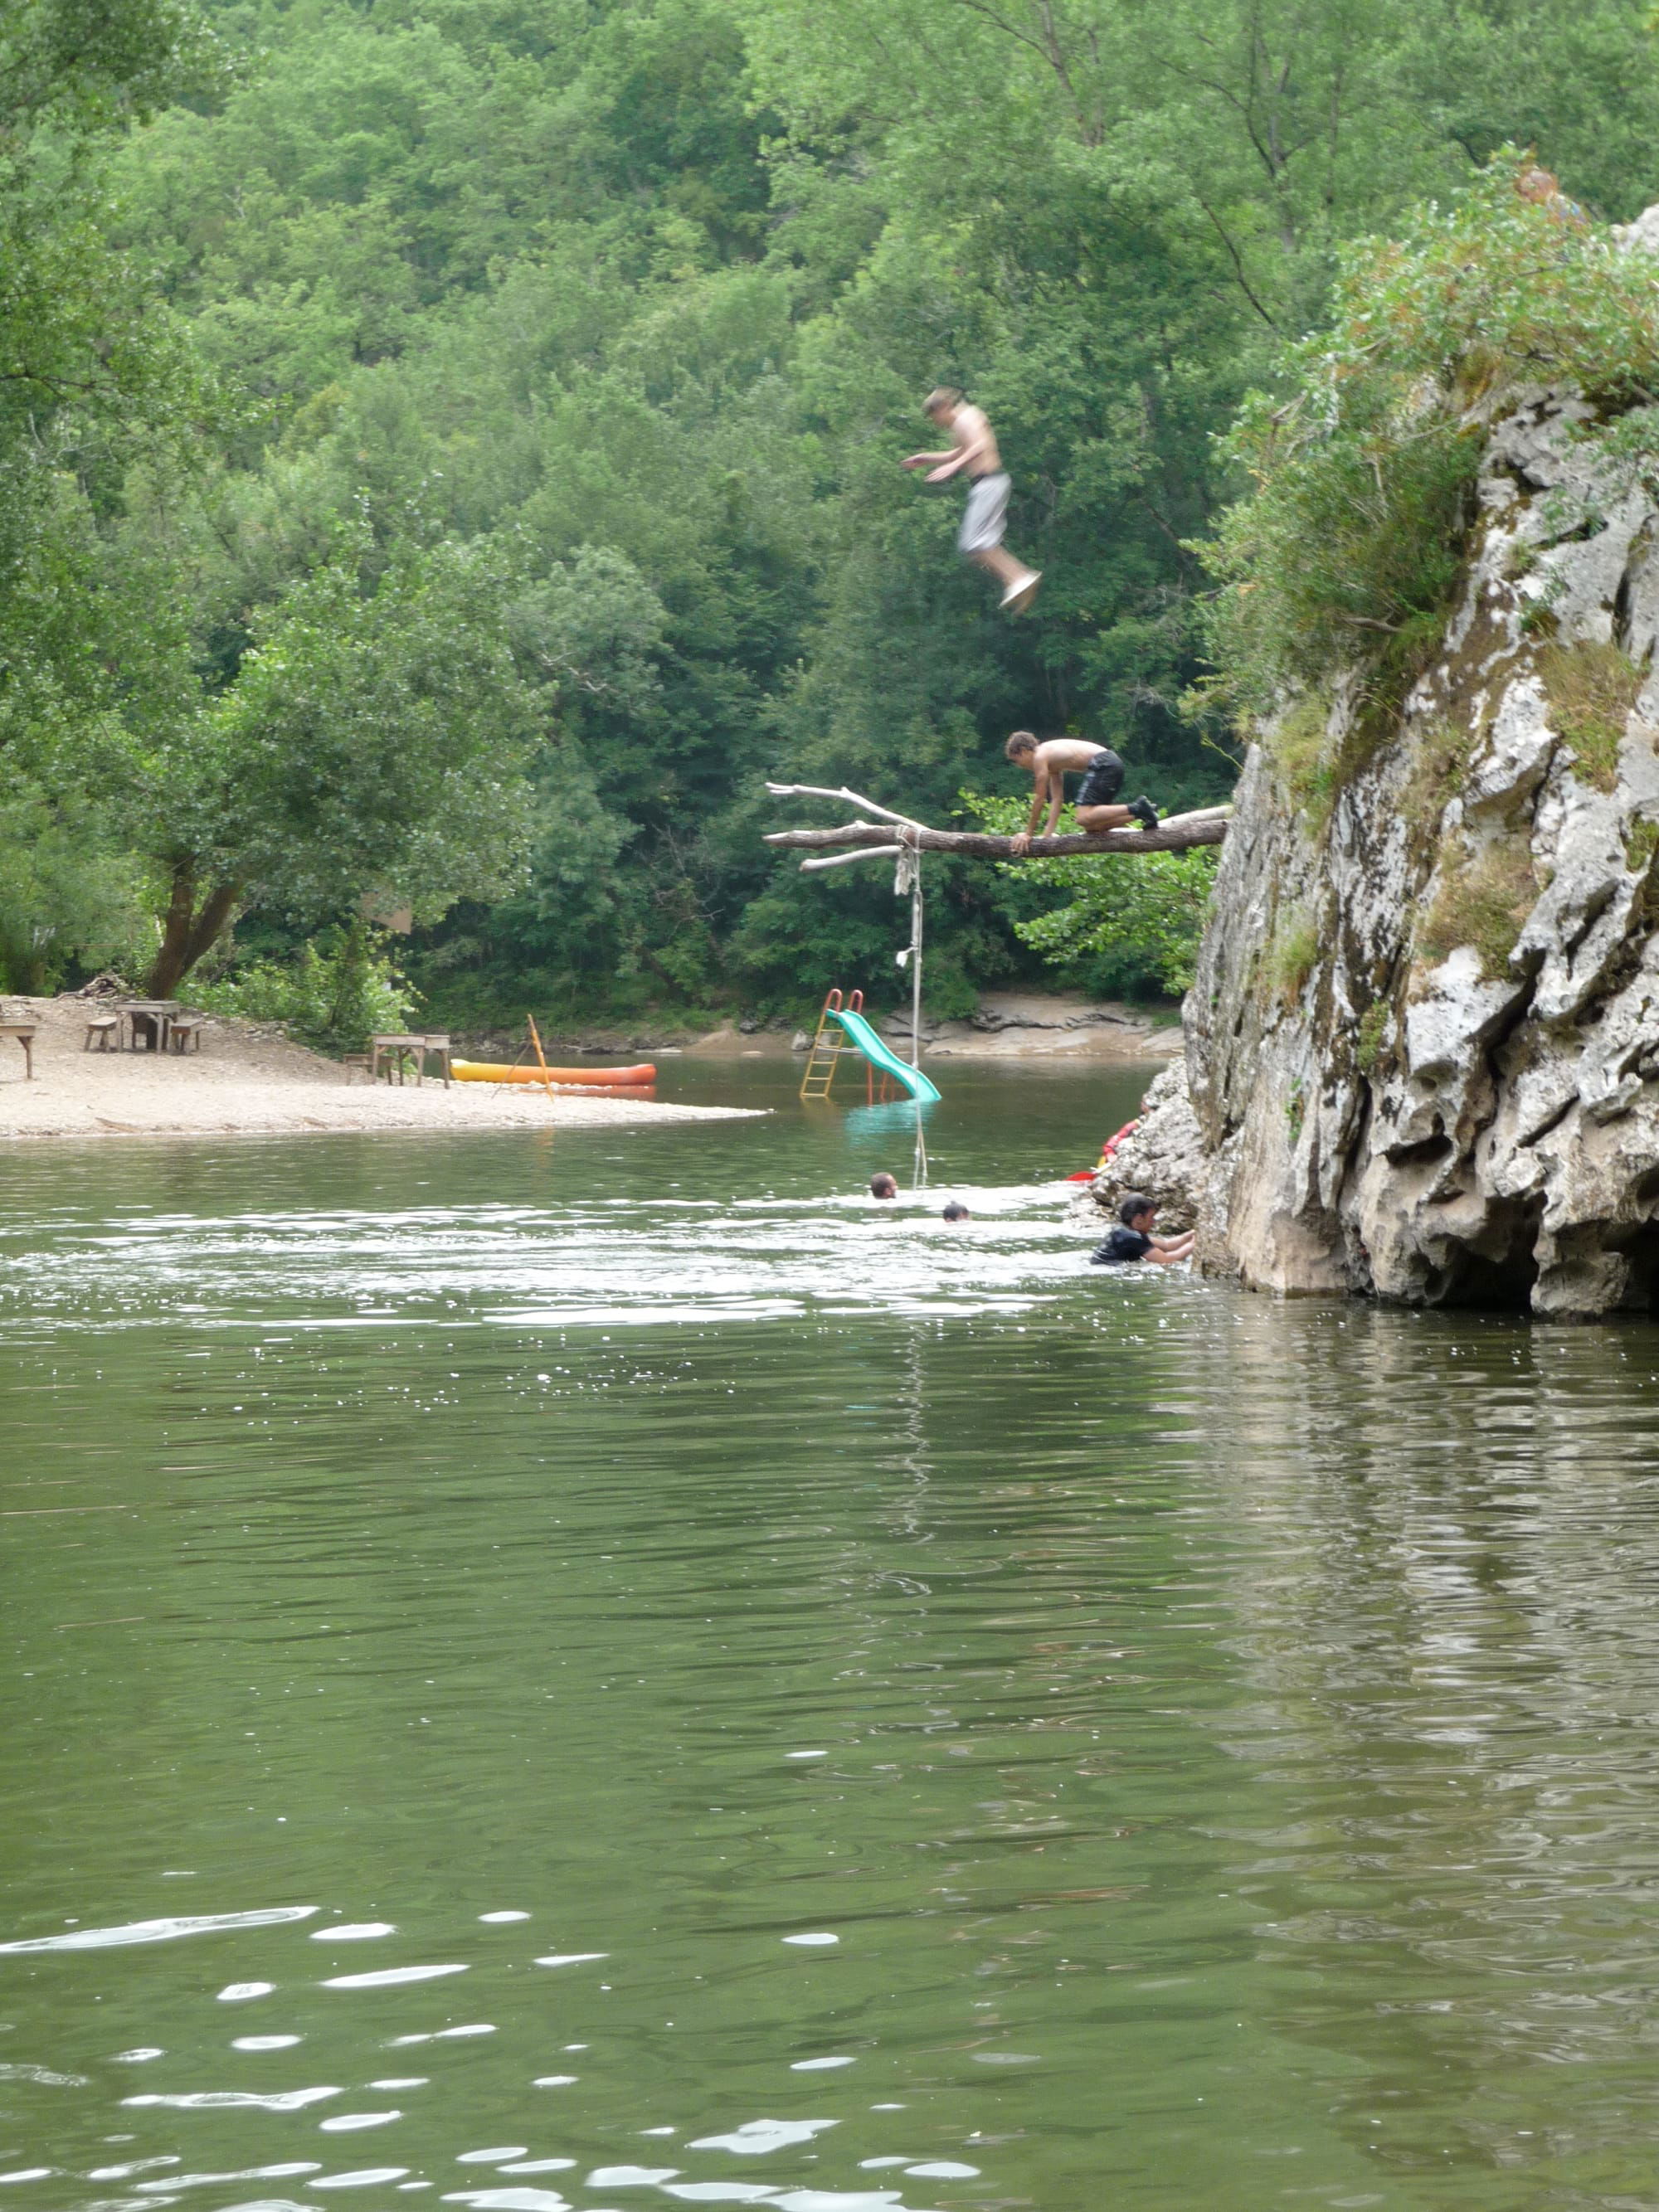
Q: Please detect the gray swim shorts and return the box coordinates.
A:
[958,471,1010,555]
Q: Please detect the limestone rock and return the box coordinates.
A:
[1183,373,1659,1315]
[1089,1063,1205,1233]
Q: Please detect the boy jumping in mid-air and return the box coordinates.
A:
[902,387,1041,614]
[1004,730,1159,853]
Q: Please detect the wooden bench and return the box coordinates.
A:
[84,1014,120,1053]
[168,1014,206,1054]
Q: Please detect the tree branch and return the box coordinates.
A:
[765,780,930,829]
[766,807,1231,863]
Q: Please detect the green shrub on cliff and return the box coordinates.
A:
[1538,640,1645,791]
[1199,157,1659,722]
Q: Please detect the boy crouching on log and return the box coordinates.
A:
[1005,731,1159,854]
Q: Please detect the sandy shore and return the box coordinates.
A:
[0,998,758,1141]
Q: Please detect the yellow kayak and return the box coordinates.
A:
[451,1058,657,1087]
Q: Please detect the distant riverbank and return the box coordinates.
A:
[0,997,758,1142]
[564,991,1181,1064]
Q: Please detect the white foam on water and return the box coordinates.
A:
[323,1966,467,1991]
[771,2196,906,2212]
[587,2169,678,2188]
[133,2166,320,2192]
[478,1913,530,1923]
[220,1984,277,2003]
[662,2190,781,2205]
[309,1925,396,1942]
[235,2038,301,2053]
[124,2088,341,2113]
[318,2114,401,2133]
[688,2122,836,2157]
[779,1935,837,1948]
[439,2193,570,2212]
[310,2175,410,2191]
[789,2059,853,2073]
[390,2024,494,2045]
[0,1907,317,1955]
[455,2150,528,2166]
[531,1953,606,1969]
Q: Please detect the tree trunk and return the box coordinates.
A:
[146,864,243,998]
[763,807,1230,863]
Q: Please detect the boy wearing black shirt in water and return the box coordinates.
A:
[1091,1193,1194,1268]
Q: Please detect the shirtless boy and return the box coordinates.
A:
[902,387,1041,614]
[1091,1194,1194,1268]
[1004,729,1159,853]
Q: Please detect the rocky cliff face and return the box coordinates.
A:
[1170,373,1659,1317]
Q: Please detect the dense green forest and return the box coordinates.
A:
[6,0,1659,1033]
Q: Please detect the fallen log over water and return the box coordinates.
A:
[762,788,1231,865]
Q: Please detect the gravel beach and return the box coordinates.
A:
[0,998,758,1140]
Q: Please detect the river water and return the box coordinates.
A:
[4,1057,1659,2212]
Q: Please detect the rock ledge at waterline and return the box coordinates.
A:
[1112,387,1659,1310]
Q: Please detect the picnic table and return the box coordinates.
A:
[120,999,182,1052]
[369,1033,453,1087]
[0,1023,36,1080]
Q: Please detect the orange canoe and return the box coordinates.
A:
[451,1058,657,1087]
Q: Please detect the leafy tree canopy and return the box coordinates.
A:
[2,0,1657,1016]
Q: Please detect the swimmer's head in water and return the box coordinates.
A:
[1005,729,1039,762]
[1118,1190,1155,1229]
[870,1172,898,1199]
[942,1201,970,1221]
[923,385,964,421]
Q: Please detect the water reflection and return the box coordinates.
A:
[3,1076,1659,2207]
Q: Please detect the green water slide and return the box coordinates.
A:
[827,1007,942,1103]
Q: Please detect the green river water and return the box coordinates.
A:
[4,1057,1659,2212]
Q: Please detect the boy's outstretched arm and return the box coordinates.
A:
[1009,768,1055,855]
[924,413,993,484]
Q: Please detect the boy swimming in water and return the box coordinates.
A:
[1004,730,1159,853]
[1091,1194,1194,1268]
[902,388,1042,614]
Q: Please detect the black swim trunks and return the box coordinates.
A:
[1075,748,1126,809]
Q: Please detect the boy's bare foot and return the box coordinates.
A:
[1000,571,1042,613]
